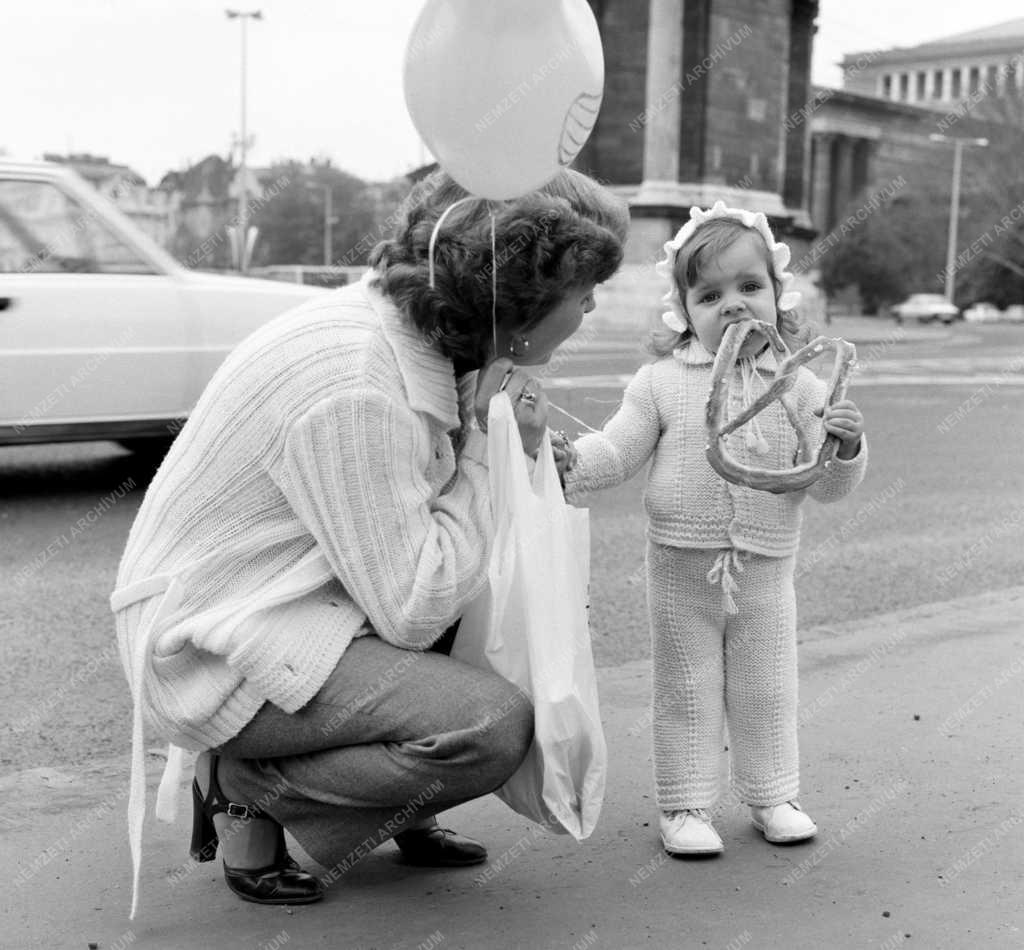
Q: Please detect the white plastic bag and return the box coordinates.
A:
[453,393,607,839]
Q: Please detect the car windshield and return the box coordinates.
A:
[0,179,157,275]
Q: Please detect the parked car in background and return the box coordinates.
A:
[1003,304,1024,323]
[891,293,960,325]
[963,301,1002,322]
[0,160,325,452]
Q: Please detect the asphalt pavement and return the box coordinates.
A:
[5,582,1024,949]
[7,316,1024,949]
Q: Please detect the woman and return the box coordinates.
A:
[111,167,629,915]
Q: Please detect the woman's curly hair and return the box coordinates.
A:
[369,169,629,365]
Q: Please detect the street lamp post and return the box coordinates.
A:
[226,8,262,272]
[929,133,988,304]
[305,182,335,266]
[317,184,333,266]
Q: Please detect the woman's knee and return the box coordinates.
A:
[468,679,534,787]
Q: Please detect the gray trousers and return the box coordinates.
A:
[215,627,533,877]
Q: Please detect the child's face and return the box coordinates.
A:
[682,232,778,357]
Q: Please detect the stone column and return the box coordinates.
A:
[636,0,683,195]
[629,0,685,260]
[810,133,834,233]
[832,135,855,222]
[783,0,816,212]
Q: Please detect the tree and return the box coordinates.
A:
[816,80,1024,312]
[249,160,408,268]
[943,87,1024,307]
[820,187,949,312]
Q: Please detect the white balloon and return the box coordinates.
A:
[403,0,604,200]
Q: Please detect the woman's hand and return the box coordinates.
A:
[475,357,549,458]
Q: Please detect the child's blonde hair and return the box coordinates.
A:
[647,214,810,358]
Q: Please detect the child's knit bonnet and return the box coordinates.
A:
[654,200,803,334]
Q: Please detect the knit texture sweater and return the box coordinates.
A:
[111,272,496,917]
[564,339,867,555]
[112,271,492,752]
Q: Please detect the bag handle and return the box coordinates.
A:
[487,392,560,506]
[530,425,561,503]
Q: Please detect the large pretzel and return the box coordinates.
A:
[704,320,857,493]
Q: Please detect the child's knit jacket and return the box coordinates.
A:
[564,338,867,555]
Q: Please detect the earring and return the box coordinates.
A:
[509,336,530,357]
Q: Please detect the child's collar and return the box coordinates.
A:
[673,336,781,373]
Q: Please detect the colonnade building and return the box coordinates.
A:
[840,18,1024,107]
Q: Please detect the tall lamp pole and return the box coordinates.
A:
[305,182,335,266]
[929,133,988,304]
[323,185,332,267]
[226,8,262,272]
[318,184,334,267]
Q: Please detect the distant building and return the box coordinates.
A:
[803,18,1020,237]
[564,0,822,329]
[159,155,238,270]
[840,18,1024,108]
[42,152,175,248]
[577,0,818,255]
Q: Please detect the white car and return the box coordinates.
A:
[891,293,960,325]
[963,301,1002,322]
[0,160,326,450]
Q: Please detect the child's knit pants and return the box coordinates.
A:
[646,541,799,810]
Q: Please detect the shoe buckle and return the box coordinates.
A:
[226,802,254,819]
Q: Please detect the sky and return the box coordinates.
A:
[5,0,1024,186]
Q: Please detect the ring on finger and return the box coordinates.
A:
[517,387,538,406]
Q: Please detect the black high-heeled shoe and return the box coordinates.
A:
[190,755,323,905]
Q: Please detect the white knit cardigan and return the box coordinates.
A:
[564,339,867,554]
[110,272,492,916]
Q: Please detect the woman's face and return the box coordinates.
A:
[500,284,597,365]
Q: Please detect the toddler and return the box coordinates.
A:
[563,202,867,855]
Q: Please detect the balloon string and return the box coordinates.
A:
[428,196,477,289]
[547,400,599,433]
[490,209,497,357]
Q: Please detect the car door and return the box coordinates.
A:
[0,173,199,439]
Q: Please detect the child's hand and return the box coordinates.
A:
[820,399,863,459]
[550,430,578,483]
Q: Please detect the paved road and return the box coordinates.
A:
[8,586,1024,949]
[542,319,1024,656]
[4,317,1024,949]
[3,321,1023,775]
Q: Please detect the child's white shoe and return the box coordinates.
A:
[750,800,817,843]
[659,809,724,855]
